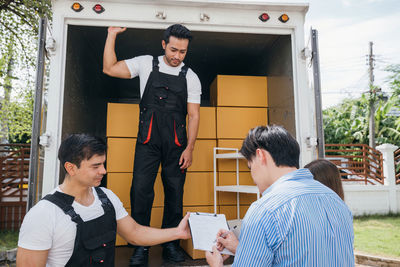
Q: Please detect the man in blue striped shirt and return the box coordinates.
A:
[206,125,354,266]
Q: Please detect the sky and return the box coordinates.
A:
[240,0,400,108]
[304,0,400,108]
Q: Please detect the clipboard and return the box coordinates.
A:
[188,212,234,255]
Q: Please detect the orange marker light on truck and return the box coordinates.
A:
[258,13,270,22]
[279,14,289,23]
[71,3,83,12]
[93,4,105,14]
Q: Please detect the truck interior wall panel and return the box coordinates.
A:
[63,25,108,138]
[267,76,296,136]
[64,25,292,104]
[263,35,296,136]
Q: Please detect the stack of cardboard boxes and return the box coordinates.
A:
[106,74,268,258]
[211,75,268,224]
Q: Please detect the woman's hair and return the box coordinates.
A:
[305,159,345,200]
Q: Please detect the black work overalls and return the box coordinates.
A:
[43,187,116,266]
[130,56,188,236]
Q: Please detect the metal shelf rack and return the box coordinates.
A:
[213,147,260,219]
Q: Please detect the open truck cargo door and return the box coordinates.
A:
[309,28,325,158]
[27,18,50,210]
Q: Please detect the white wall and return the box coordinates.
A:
[343,185,400,216]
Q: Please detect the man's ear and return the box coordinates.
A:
[256,149,268,165]
[162,40,166,50]
[64,162,77,176]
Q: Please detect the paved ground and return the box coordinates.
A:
[115,245,234,266]
[1,247,396,267]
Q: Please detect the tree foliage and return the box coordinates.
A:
[0,0,51,143]
[323,64,400,147]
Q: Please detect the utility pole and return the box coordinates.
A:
[368,41,375,149]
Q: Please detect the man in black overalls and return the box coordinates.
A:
[103,25,201,266]
[16,134,191,266]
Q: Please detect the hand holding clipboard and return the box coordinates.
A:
[188,212,234,255]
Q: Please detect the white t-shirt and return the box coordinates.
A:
[18,187,128,267]
[124,55,202,104]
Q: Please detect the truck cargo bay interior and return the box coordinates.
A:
[62,25,295,140]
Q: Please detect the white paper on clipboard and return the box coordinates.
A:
[188,212,234,255]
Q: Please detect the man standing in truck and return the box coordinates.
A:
[103,24,201,266]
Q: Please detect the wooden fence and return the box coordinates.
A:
[325,144,384,185]
[395,148,400,185]
[0,144,30,231]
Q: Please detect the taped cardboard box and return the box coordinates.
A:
[210,75,268,107]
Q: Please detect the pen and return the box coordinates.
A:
[213,225,237,243]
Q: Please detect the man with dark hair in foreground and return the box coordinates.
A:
[103,24,201,265]
[206,125,354,267]
[17,134,190,267]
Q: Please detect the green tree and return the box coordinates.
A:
[323,96,369,145]
[0,0,51,143]
[323,64,400,147]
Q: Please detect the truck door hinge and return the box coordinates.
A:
[301,47,312,60]
[39,133,51,148]
[156,11,167,20]
[200,13,210,22]
[306,136,318,148]
[46,37,56,55]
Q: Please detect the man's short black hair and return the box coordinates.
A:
[240,125,300,168]
[58,134,106,170]
[163,24,193,44]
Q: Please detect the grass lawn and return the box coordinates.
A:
[0,231,19,251]
[354,214,400,259]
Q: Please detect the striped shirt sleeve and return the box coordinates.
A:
[233,208,276,267]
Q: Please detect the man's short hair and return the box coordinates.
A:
[240,125,300,168]
[58,134,106,170]
[163,24,193,44]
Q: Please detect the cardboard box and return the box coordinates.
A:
[192,107,216,139]
[107,172,164,208]
[107,103,216,139]
[150,206,164,228]
[181,206,214,259]
[216,139,248,172]
[219,205,251,220]
[187,140,217,172]
[217,192,258,206]
[210,75,268,107]
[107,173,132,208]
[107,103,139,138]
[107,138,162,173]
[115,233,127,246]
[114,207,164,242]
[218,172,254,186]
[183,172,214,206]
[107,138,136,172]
[217,172,257,205]
[216,107,267,139]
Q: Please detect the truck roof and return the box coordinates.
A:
[81,0,309,13]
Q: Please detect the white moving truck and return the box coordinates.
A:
[30,0,323,199]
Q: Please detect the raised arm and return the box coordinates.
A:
[117,213,191,246]
[16,247,49,267]
[103,27,131,78]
